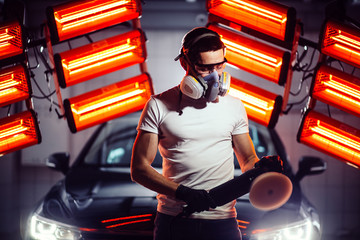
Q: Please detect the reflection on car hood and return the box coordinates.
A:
[41,167,158,229]
[65,167,156,198]
[236,198,301,232]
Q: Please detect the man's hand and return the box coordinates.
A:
[176,185,216,215]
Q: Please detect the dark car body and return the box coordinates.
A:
[23,111,326,240]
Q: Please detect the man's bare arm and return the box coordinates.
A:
[130,130,179,197]
[232,133,259,172]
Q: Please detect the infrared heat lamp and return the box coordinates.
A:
[320,19,360,68]
[64,74,152,133]
[47,0,142,43]
[0,64,31,107]
[311,65,360,118]
[297,110,360,169]
[0,21,24,63]
[55,29,146,88]
[208,24,290,85]
[228,77,282,128]
[0,110,41,156]
[206,0,296,42]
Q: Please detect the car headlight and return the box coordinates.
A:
[29,214,81,240]
[250,218,313,240]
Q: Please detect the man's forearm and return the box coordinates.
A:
[242,155,258,173]
[131,161,179,197]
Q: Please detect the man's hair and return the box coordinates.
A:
[181,27,225,64]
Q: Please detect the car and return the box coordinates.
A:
[23,111,326,240]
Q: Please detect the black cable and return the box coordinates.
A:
[327,105,332,118]
[27,36,41,70]
[30,44,61,111]
[31,90,56,99]
[30,94,60,107]
[1,105,12,117]
[21,25,64,116]
[283,94,310,115]
[30,71,59,108]
[289,94,309,106]
[351,66,356,75]
[336,60,344,72]
[292,47,309,72]
[30,71,46,96]
[282,104,293,115]
[289,45,318,99]
[55,108,65,119]
[85,34,93,43]
[289,73,313,97]
[327,57,345,71]
[301,47,318,73]
[338,61,344,71]
[6,105,11,116]
[44,70,55,112]
[178,90,183,115]
[67,40,72,50]
[35,44,53,73]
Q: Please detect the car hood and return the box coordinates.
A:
[65,166,157,198]
[41,167,158,230]
[40,167,304,233]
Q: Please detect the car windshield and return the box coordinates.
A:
[81,112,278,169]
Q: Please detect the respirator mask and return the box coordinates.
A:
[180,70,231,102]
[175,31,231,102]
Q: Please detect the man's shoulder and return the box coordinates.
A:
[221,94,244,106]
[154,85,180,101]
[146,85,181,113]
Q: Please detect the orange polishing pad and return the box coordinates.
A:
[249,172,293,211]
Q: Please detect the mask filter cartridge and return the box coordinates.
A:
[203,71,220,102]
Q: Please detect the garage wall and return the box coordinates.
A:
[1,1,360,239]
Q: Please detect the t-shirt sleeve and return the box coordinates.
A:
[232,100,249,135]
[137,96,161,134]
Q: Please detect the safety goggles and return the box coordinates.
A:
[194,58,227,74]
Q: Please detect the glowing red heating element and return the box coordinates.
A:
[321,19,360,68]
[0,21,23,61]
[0,110,41,156]
[208,24,290,85]
[297,110,360,168]
[312,65,360,118]
[55,29,147,88]
[229,77,282,128]
[47,0,142,43]
[64,74,152,133]
[207,0,296,42]
[0,65,31,107]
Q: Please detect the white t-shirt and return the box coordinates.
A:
[137,86,249,219]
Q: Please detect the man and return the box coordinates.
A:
[131,27,259,240]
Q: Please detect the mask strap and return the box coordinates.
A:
[178,89,183,115]
[183,54,208,91]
